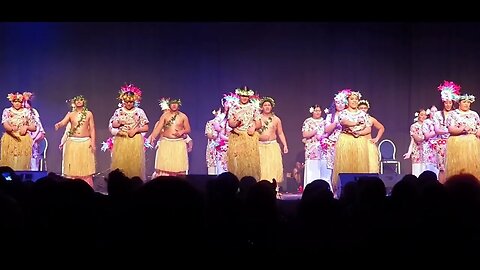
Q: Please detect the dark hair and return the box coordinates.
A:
[417,108,426,114]
[328,101,336,123]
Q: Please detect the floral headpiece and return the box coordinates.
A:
[249,94,261,108]
[212,108,221,116]
[168,98,182,106]
[159,97,181,111]
[358,99,370,109]
[309,105,321,114]
[458,93,475,103]
[413,108,431,122]
[437,80,461,102]
[118,83,142,103]
[68,95,88,111]
[159,98,170,111]
[7,92,24,102]
[22,92,33,102]
[346,89,362,99]
[260,96,275,107]
[221,92,239,108]
[333,89,357,105]
[235,86,255,97]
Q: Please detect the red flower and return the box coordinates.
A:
[215,140,226,151]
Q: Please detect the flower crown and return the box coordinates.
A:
[212,108,221,116]
[437,80,461,102]
[168,98,182,106]
[221,92,239,107]
[69,95,87,111]
[260,96,275,107]
[458,94,475,103]
[309,105,321,114]
[413,109,431,122]
[358,99,370,108]
[158,97,182,111]
[22,92,33,102]
[7,92,24,102]
[334,89,361,105]
[159,98,170,111]
[235,86,255,97]
[249,94,261,108]
[118,83,142,103]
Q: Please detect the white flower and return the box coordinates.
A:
[309,107,314,113]
[144,140,154,149]
[324,108,329,114]
[101,141,109,152]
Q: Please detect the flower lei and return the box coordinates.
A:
[101,135,153,152]
[164,112,179,129]
[320,137,334,151]
[258,114,274,134]
[214,139,227,152]
[68,108,87,137]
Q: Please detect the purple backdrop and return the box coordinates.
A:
[1,22,479,176]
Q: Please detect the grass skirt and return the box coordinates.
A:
[227,131,261,180]
[258,140,283,183]
[111,134,145,179]
[63,137,95,177]
[446,134,480,180]
[155,137,188,174]
[0,132,32,170]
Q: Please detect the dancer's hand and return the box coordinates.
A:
[127,128,137,138]
[59,143,64,151]
[146,136,154,146]
[247,125,255,136]
[403,152,410,159]
[19,126,27,136]
[369,138,379,144]
[54,123,61,131]
[90,141,96,152]
[173,129,184,138]
[283,145,289,154]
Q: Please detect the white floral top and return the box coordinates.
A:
[302,117,325,160]
[227,102,260,132]
[2,107,35,130]
[204,119,217,168]
[445,109,480,135]
[409,122,424,164]
[109,107,149,133]
[432,110,452,140]
[338,109,368,133]
[325,113,342,142]
[28,108,45,138]
[421,119,437,165]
